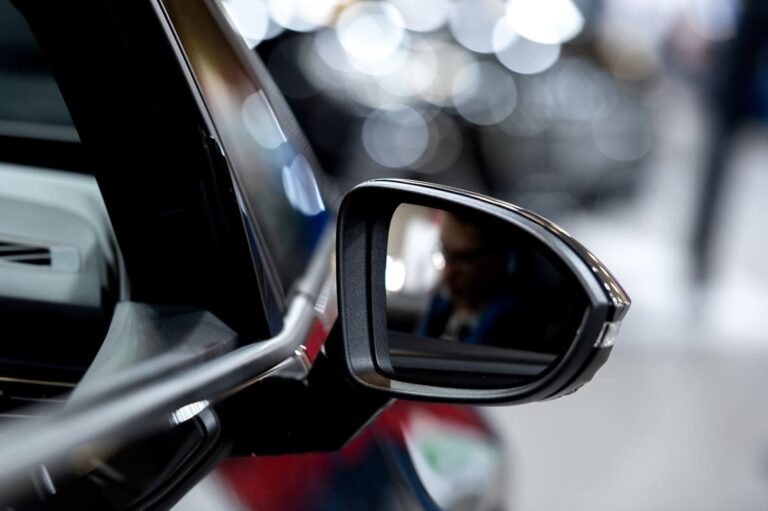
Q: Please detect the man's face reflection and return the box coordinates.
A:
[439,213,508,310]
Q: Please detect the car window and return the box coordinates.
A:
[0,0,76,142]
[0,1,118,418]
[162,0,332,297]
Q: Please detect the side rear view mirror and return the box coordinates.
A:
[337,179,630,403]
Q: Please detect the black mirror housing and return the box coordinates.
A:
[336,179,630,404]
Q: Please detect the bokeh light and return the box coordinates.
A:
[222,0,271,48]
[505,0,584,45]
[362,106,430,168]
[493,20,561,75]
[336,2,405,63]
[500,76,551,137]
[432,250,446,271]
[386,255,407,292]
[592,101,653,162]
[267,0,340,33]
[419,40,472,107]
[242,90,287,149]
[543,59,618,124]
[388,0,450,33]
[685,0,737,41]
[281,154,326,216]
[452,61,517,126]
[313,27,356,74]
[377,40,438,99]
[448,0,506,54]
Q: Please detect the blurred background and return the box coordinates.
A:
[222,0,768,509]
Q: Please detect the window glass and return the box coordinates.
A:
[0,0,76,141]
[163,0,331,296]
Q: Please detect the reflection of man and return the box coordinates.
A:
[417,211,519,347]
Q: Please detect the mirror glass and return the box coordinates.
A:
[385,204,589,387]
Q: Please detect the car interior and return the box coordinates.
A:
[0,2,120,419]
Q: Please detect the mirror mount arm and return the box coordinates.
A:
[218,322,393,456]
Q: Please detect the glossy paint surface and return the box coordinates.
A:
[215,401,503,511]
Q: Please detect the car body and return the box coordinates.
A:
[0,1,628,509]
[0,2,507,509]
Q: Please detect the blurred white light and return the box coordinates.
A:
[353,78,405,109]
[378,40,438,98]
[243,19,285,48]
[171,401,209,425]
[452,61,517,126]
[432,250,445,271]
[363,106,430,168]
[493,20,560,75]
[314,25,408,78]
[349,45,409,77]
[268,0,340,32]
[223,0,270,44]
[448,0,506,54]
[687,0,737,42]
[39,466,56,495]
[304,33,404,108]
[419,40,471,107]
[388,0,451,32]
[386,256,407,292]
[505,0,584,45]
[337,2,405,62]
[319,25,412,80]
[544,58,617,123]
[236,12,286,48]
[300,36,340,93]
[282,154,326,216]
[242,91,287,149]
[263,19,286,39]
[313,28,356,73]
[500,75,553,136]
[592,101,653,162]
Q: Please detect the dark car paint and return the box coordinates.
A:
[216,401,503,511]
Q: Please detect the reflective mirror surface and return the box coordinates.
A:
[386,204,589,387]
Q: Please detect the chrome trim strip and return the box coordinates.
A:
[0,376,76,389]
[0,413,41,420]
